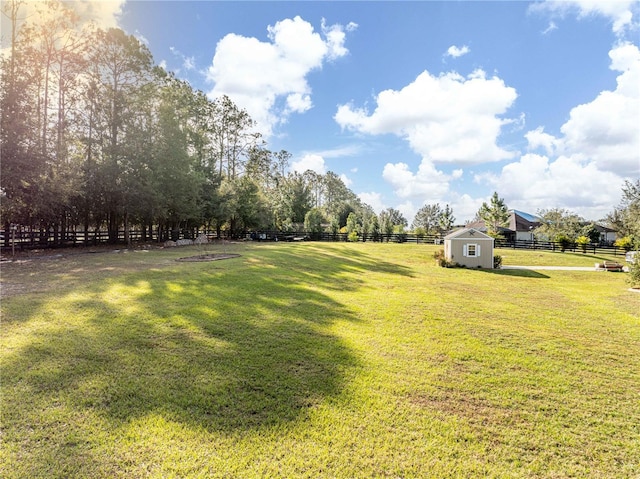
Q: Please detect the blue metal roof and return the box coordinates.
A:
[511,210,540,222]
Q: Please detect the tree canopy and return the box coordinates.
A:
[412,203,455,235]
[534,208,584,242]
[1,1,377,243]
[604,180,640,246]
[476,192,509,237]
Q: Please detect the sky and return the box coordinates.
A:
[6,1,640,224]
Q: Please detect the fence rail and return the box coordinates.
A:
[0,227,220,251]
[0,227,628,257]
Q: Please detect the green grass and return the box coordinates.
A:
[1,242,639,478]
[495,246,627,267]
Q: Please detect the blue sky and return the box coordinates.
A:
[11,1,639,224]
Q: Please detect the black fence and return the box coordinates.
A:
[0,227,221,251]
[0,227,629,257]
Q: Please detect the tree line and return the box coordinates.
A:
[1,1,410,245]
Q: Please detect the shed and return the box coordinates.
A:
[444,228,495,269]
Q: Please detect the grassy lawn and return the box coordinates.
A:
[495,246,628,267]
[1,242,639,478]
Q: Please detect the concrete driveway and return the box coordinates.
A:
[502,265,628,272]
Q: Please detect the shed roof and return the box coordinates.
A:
[444,227,494,240]
[463,221,512,234]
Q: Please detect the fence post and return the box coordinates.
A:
[11,224,16,257]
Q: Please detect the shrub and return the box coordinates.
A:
[576,235,590,253]
[395,233,407,243]
[555,234,572,252]
[414,227,426,238]
[493,255,503,269]
[627,256,640,289]
[433,249,451,267]
[348,231,359,242]
[615,236,634,252]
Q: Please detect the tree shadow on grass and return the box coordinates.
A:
[1,244,412,475]
[260,243,416,281]
[479,268,550,279]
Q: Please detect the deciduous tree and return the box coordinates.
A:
[412,203,441,234]
[535,208,584,242]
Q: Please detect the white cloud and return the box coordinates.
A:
[183,56,196,71]
[445,45,470,58]
[475,153,625,220]
[335,69,518,164]
[451,193,483,224]
[322,18,356,60]
[170,46,196,72]
[340,173,353,187]
[472,42,639,221]
[134,30,149,45]
[397,201,417,225]
[335,67,519,224]
[291,154,327,174]
[559,42,640,176]
[303,144,363,159]
[285,93,313,115]
[530,0,639,35]
[382,160,453,200]
[380,160,472,223]
[542,21,558,34]
[358,192,385,214]
[207,16,354,137]
[525,126,560,155]
[65,0,125,28]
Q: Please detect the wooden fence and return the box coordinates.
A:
[0,227,629,257]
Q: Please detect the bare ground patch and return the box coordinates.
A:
[0,245,243,298]
[176,253,241,262]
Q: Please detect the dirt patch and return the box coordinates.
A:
[176,253,241,262]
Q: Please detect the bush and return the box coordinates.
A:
[493,255,503,269]
[576,235,590,253]
[395,233,407,243]
[615,236,634,252]
[627,256,640,289]
[556,234,572,252]
[348,231,359,242]
[433,249,451,267]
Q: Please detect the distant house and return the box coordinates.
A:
[508,210,541,242]
[589,224,617,244]
[444,228,495,269]
[467,210,541,243]
[467,210,540,242]
[466,210,618,244]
